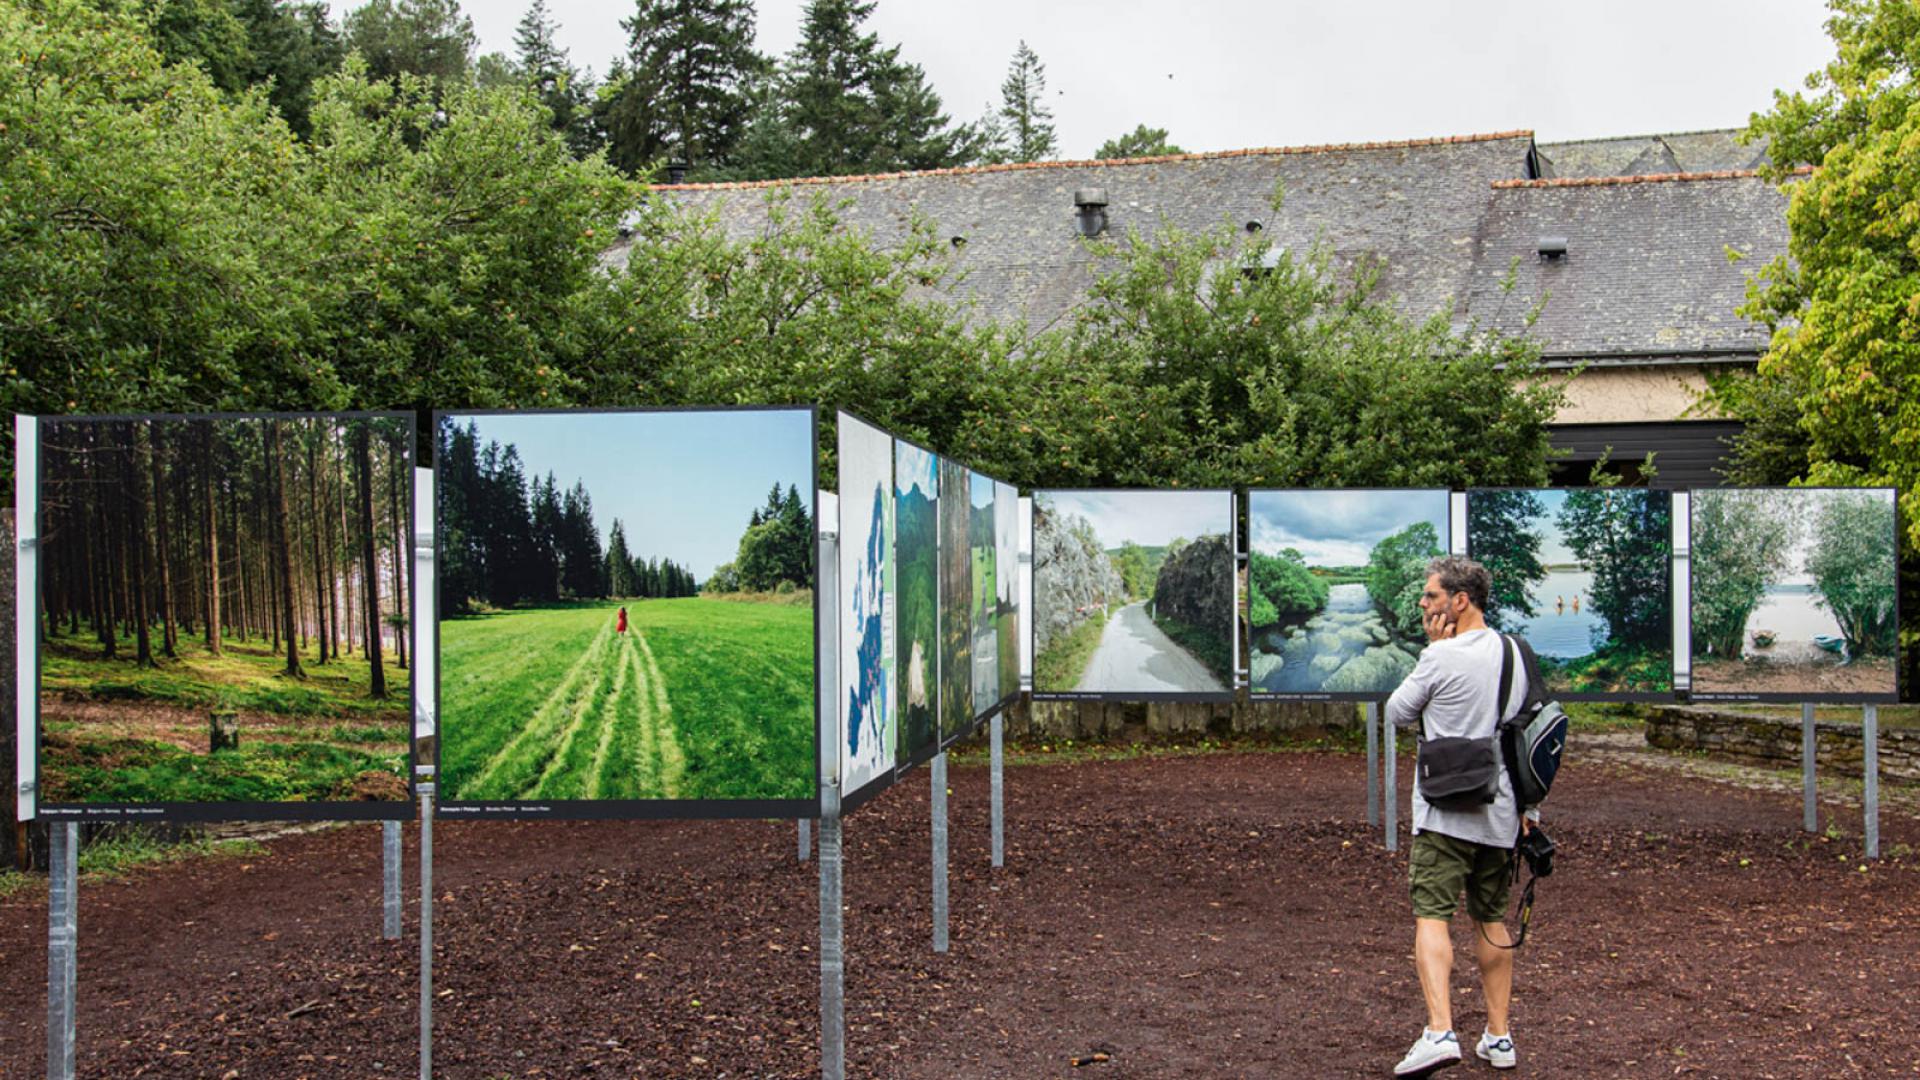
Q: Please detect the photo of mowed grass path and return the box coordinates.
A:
[37,414,413,809]
[436,410,816,807]
[439,600,813,801]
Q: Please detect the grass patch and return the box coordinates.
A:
[44,737,407,804]
[948,723,1374,768]
[41,631,410,717]
[1540,640,1670,696]
[1034,609,1108,693]
[0,870,34,899]
[1152,611,1234,687]
[1564,702,1652,733]
[77,829,267,879]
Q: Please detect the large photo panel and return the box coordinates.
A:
[936,457,974,741]
[1031,490,1236,702]
[893,439,940,769]
[1247,489,1451,700]
[836,412,895,804]
[994,480,1021,708]
[966,469,999,729]
[435,407,818,819]
[35,413,415,821]
[1690,487,1900,703]
[1467,488,1675,701]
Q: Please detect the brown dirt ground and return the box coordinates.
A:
[1,745,1917,1079]
[1692,654,1897,697]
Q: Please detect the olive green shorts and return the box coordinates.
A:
[1409,831,1512,923]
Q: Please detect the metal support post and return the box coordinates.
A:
[47,821,78,1080]
[418,781,435,1080]
[818,784,844,1080]
[798,819,811,863]
[1365,701,1380,828]
[931,753,949,953]
[1864,705,1880,860]
[1383,712,1398,853]
[990,713,1005,868]
[1802,702,1818,833]
[383,821,403,939]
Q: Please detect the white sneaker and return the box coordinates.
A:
[1476,1030,1517,1070]
[1394,1029,1462,1077]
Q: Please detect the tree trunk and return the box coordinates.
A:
[148,421,178,658]
[307,429,330,663]
[124,423,154,667]
[228,475,247,644]
[387,439,408,670]
[203,423,222,655]
[271,421,304,678]
[324,431,341,660]
[356,424,387,699]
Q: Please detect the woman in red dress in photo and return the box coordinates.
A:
[616,606,628,636]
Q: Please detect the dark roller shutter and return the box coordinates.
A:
[1547,421,1743,488]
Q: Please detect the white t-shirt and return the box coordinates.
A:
[1385,627,1526,849]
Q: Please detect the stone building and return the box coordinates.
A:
[606,127,1788,487]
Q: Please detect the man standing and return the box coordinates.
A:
[1385,556,1532,1076]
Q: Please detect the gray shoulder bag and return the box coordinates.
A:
[1416,636,1514,812]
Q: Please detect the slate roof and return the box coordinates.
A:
[1533,129,1767,179]
[605,128,1793,365]
[1469,172,1791,365]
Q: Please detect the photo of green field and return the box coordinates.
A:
[969,470,999,717]
[995,480,1021,703]
[436,409,816,809]
[36,414,414,811]
[438,600,813,801]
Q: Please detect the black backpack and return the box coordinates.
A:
[1498,635,1567,811]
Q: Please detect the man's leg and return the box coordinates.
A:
[1414,917,1454,1033]
[1475,920,1513,1035]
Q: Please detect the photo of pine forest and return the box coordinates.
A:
[36,415,413,809]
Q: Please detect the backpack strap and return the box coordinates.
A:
[1493,632,1515,734]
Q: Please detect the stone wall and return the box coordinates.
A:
[1645,705,1919,784]
[1032,503,1122,655]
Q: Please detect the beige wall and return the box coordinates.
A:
[1545,364,1744,425]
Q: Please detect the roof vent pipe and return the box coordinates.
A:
[1074,188,1109,238]
[1537,234,1568,260]
[666,159,690,185]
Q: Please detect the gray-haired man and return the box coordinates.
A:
[1385,556,1534,1076]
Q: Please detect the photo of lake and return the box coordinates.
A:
[1513,569,1602,660]
[1691,488,1899,700]
[1467,487,1673,699]
[1247,490,1449,698]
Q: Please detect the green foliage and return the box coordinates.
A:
[234,0,347,138]
[1557,489,1672,648]
[1691,490,1795,659]
[1248,548,1327,627]
[992,40,1054,163]
[1151,612,1232,686]
[1737,0,1920,680]
[1110,541,1167,602]
[1096,123,1183,159]
[150,0,252,91]
[507,0,599,156]
[1467,490,1546,631]
[597,0,763,176]
[724,0,987,180]
[951,209,1565,492]
[343,0,476,87]
[1365,521,1442,637]
[1540,640,1671,695]
[733,483,812,592]
[1034,607,1106,692]
[1808,492,1899,655]
[75,830,265,878]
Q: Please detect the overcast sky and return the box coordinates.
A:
[335,0,1838,159]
